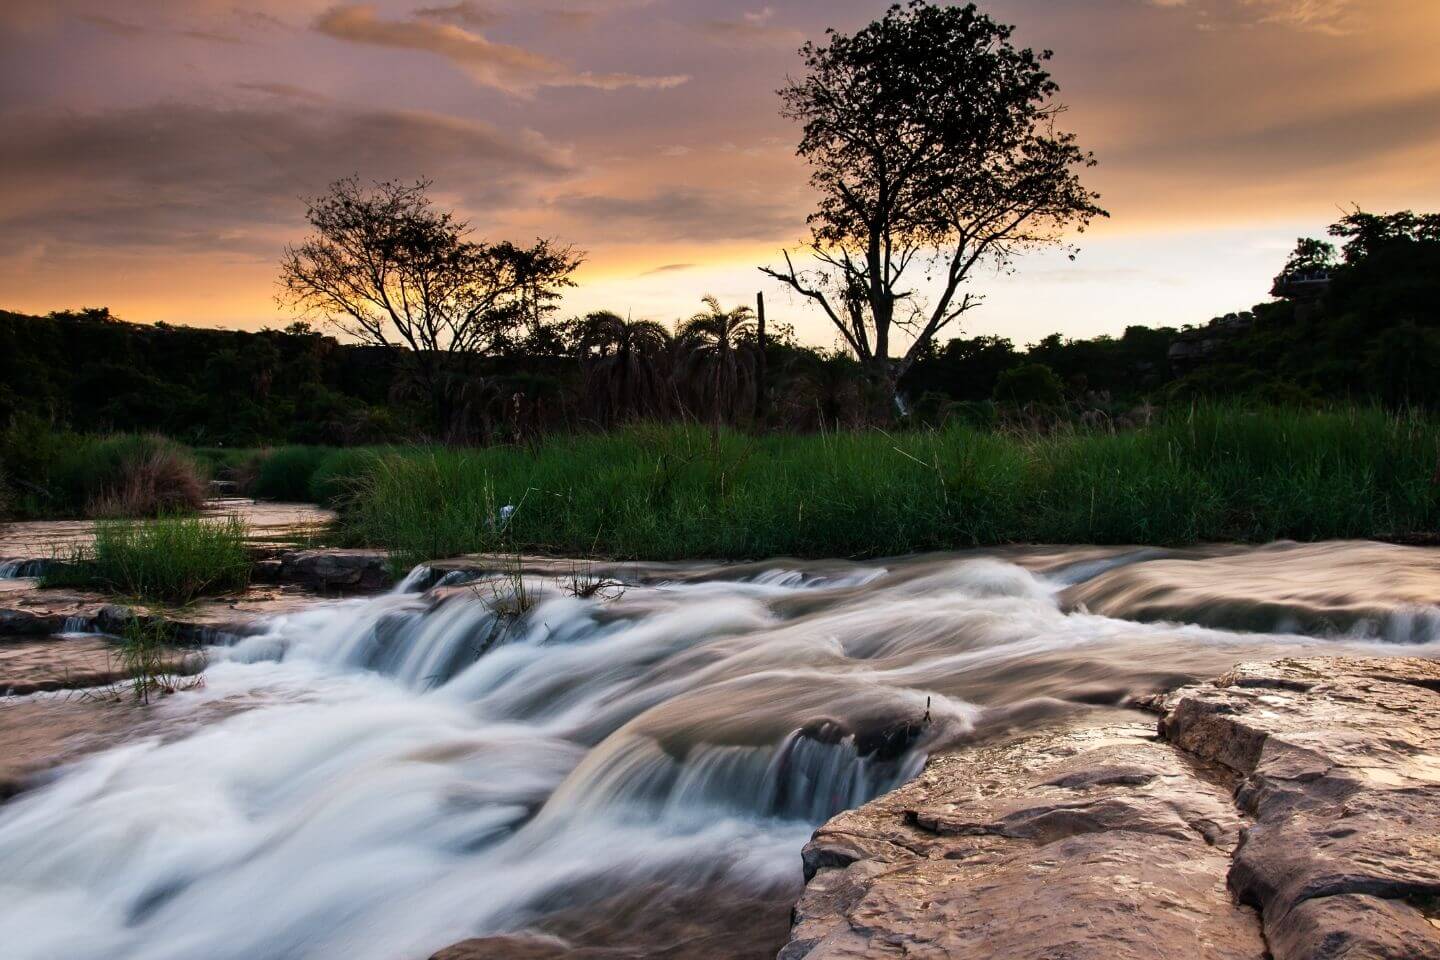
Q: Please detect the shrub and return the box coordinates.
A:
[993,363,1065,408]
[251,446,333,501]
[0,424,207,518]
[86,445,207,518]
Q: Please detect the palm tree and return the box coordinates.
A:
[575,311,674,425]
[675,296,759,427]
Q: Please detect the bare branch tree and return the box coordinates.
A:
[278,177,581,430]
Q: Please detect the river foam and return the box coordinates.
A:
[1,547,1436,959]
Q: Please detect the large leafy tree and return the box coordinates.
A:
[278,177,580,430]
[762,1,1106,410]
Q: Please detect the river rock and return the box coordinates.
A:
[783,657,1440,960]
[784,721,1262,959]
[1157,657,1440,959]
[430,934,628,959]
[252,549,392,593]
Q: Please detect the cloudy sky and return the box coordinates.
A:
[2,0,1437,347]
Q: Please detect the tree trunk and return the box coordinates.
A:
[863,356,898,424]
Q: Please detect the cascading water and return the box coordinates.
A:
[2,546,1438,960]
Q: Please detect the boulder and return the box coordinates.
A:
[1158,657,1440,959]
[252,549,392,593]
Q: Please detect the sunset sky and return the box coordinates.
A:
[2,0,1437,349]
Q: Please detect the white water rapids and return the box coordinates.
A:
[2,545,1438,959]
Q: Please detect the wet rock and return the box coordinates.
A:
[252,549,391,593]
[430,934,628,959]
[1158,657,1440,960]
[0,579,329,643]
[2,635,135,695]
[785,724,1261,959]
[0,698,140,800]
[430,882,794,960]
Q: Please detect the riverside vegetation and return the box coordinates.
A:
[4,406,1437,569]
[42,515,251,604]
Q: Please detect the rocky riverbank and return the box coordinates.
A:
[782,657,1440,960]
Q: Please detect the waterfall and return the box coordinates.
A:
[2,548,1436,960]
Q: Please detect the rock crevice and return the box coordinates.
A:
[781,657,1440,960]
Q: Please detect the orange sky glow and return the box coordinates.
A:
[2,0,1437,348]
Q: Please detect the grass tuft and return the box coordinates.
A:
[46,515,252,603]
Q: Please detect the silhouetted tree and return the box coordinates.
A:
[1282,238,1337,274]
[1329,208,1440,264]
[575,311,674,425]
[278,176,581,431]
[676,297,758,427]
[763,1,1105,414]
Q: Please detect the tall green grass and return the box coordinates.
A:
[45,515,251,603]
[325,406,1440,564]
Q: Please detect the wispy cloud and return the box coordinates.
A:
[413,1,496,29]
[553,188,798,243]
[76,13,147,36]
[0,102,575,255]
[700,6,803,46]
[314,4,688,96]
[235,81,331,102]
[1241,0,1356,34]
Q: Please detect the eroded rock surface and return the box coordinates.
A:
[1158,657,1440,959]
[784,657,1440,960]
[786,723,1262,959]
[0,579,322,642]
[0,635,196,695]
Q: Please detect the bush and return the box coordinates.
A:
[993,363,1064,408]
[86,444,208,518]
[46,515,251,603]
[0,424,208,518]
[251,446,334,501]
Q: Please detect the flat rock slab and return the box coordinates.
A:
[429,882,794,960]
[785,722,1264,960]
[0,498,336,570]
[0,579,328,643]
[0,635,187,695]
[1157,657,1440,959]
[251,548,392,593]
[0,697,142,799]
[784,657,1440,959]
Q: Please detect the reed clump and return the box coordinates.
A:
[0,422,207,519]
[45,515,251,603]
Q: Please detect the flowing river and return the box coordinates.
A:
[2,543,1438,959]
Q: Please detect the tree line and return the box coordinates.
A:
[4,1,1436,449]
